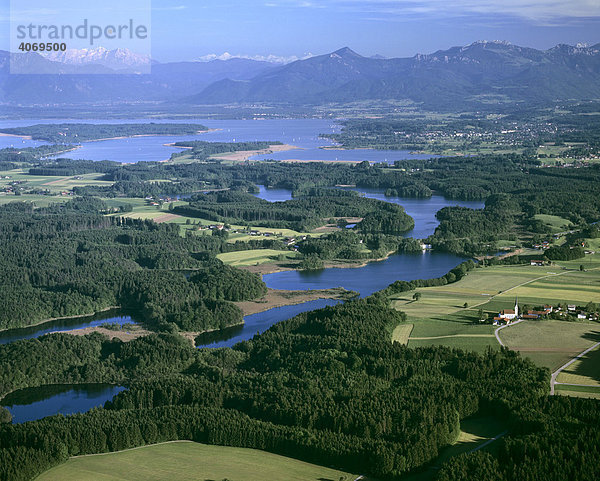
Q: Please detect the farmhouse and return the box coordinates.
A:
[530,260,545,266]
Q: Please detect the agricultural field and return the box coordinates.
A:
[217,249,296,267]
[391,323,413,344]
[554,384,600,398]
[0,169,114,194]
[0,193,71,207]
[35,441,357,481]
[391,260,600,356]
[533,214,573,233]
[498,320,600,371]
[557,356,600,384]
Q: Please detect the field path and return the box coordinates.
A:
[469,269,573,311]
[43,177,71,186]
[411,334,495,340]
[71,440,193,458]
[550,341,600,395]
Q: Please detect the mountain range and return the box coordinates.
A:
[1,41,599,107]
[44,47,152,72]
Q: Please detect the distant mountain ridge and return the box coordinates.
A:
[0,50,274,103]
[188,42,600,107]
[1,41,599,107]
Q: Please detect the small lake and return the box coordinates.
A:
[254,185,484,239]
[0,118,432,164]
[350,188,484,239]
[1,384,125,424]
[0,311,138,345]
[254,185,479,296]
[196,299,339,349]
[253,184,294,202]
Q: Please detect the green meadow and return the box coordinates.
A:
[391,259,600,357]
[35,441,357,481]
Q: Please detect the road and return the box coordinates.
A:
[494,318,524,347]
[550,341,600,395]
[467,430,509,454]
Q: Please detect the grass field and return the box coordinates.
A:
[391,323,413,344]
[556,344,600,387]
[436,416,506,465]
[217,249,296,266]
[35,441,357,481]
[533,214,572,233]
[499,320,600,371]
[554,384,600,398]
[0,193,71,207]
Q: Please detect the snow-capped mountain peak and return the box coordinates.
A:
[43,47,151,71]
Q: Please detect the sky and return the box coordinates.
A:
[1,0,600,63]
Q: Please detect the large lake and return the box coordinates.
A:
[0,118,431,164]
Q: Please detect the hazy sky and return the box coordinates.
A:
[1,0,600,62]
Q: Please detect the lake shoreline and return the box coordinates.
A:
[234,287,355,316]
[0,306,121,335]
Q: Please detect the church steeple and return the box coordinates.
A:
[515,297,519,318]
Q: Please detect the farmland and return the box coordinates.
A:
[498,320,600,371]
[390,259,600,357]
[35,441,357,481]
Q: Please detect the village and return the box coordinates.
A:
[492,299,599,326]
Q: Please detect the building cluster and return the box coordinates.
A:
[492,299,598,325]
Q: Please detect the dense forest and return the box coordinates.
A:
[2,288,596,481]
[437,396,600,481]
[174,188,413,232]
[0,199,267,331]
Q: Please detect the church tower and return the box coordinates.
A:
[514,297,519,318]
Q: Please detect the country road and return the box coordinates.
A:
[494,318,524,347]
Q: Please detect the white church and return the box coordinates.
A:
[493,299,519,325]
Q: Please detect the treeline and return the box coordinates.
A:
[0,296,549,480]
[544,245,585,261]
[426,194,520,256]
[0,123,208,143]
